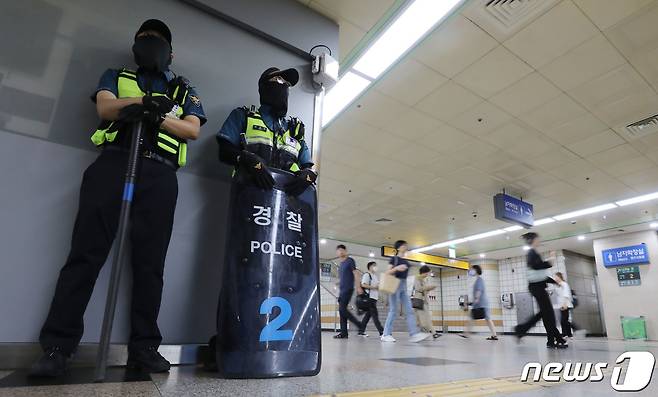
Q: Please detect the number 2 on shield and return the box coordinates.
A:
[259,297,293,342]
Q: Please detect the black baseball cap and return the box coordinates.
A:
[259,67,299,87]
[135,19,172,46]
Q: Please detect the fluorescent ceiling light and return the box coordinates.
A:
[369,252,375,257]
[616,191,658,206]
[322,72,371,126]
[533,217,555,226]
[353,0,462,78]
[650,222,658,229]
[577,235,586,241]
[464,229,506,241]
[413,238,467,253]
[320,239,327,244]
[479,253,486,258]
[553,204,617,221]
[503,225,524,232]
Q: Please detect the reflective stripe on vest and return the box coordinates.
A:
[90,68,188,167]
[243,110,302,172]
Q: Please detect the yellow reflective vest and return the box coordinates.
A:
[90,68,188,167]
[242,106,303,172]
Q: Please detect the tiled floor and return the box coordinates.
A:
[1,333,657,396]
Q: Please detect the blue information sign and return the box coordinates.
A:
[493,194,534,228]
[602,244,650,267]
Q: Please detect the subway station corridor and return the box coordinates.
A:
[3,0,658,395]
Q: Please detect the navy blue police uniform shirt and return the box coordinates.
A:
[216,104,312,166]
[390,256,410,279]
[93,68,207,125]
[339,257,357,295]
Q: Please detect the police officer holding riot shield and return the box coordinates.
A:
[214,67,320,378]
[30,19,206,377]
[217,67,316,190]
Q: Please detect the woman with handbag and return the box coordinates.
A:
[412,265,436,334]
[460,265,498,340]
[381,240,431,343]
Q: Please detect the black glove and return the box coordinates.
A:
[239,150,275,189]
[118,104,164,127]
[143,95,177,115]
[289,117,305,140]
[118,104,146,122]
[286,168,317,196]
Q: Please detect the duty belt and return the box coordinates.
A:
[103,146,177,170]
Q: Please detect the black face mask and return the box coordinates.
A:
[259,81,289,117]
[132,36,171,72]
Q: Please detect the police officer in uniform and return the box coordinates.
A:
[30,19,206,377]
[216,67,316,192]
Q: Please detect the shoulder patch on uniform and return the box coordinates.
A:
[188,95,201,106]
[189,95,201,106]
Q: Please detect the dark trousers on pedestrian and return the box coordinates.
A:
[39,151,178,355]
[516,281,564,345]
[338,289,361,336]
[560,309,578,337]
[360,298,383,335]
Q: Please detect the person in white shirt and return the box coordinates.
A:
[358,262,383,337]
[554,272,578,338]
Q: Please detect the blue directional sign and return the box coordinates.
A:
[493,194,534,228]
[602,244,650,267]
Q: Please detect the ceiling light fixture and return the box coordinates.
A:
[616,191,658,207]
[577,235,586,241]
[369,252,375,257]
[503,225,524,232]
[320,239,327,244]
[353,0,462,79]
[533,217,556,226]
[321,0,464,126]
[479,253,486,258]
[464,229,506,241]
[322,72,371,126]
[412,238,467,253]
[650,222,658,229]
[553,204,617,221]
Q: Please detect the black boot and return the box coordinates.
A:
[127,347,171,373]
[28,347,69,377]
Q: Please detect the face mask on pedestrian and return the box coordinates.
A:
[468,269,476,276]
[133,35,171,72]
[259,80,289,117]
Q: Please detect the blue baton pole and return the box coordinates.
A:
[94,120,143,382]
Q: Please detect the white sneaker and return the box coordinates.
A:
[380,335,396,342]
[409,332,431,343]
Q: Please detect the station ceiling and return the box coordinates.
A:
[299,0,658,258]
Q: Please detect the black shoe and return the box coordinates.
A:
[333,333,348,339]
[556,340,569,349]
[127,347,171,373]
[546,343,557,349]
[28,347,69,377]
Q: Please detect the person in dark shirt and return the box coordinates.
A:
[29,19,206,377]
[381,240,431,343]
[334,245,363,339]
[514,233,568,349]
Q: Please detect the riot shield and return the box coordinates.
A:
[216,168,321,378]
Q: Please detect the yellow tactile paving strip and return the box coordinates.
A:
[314,376,547,397]
[314,366,620,397]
